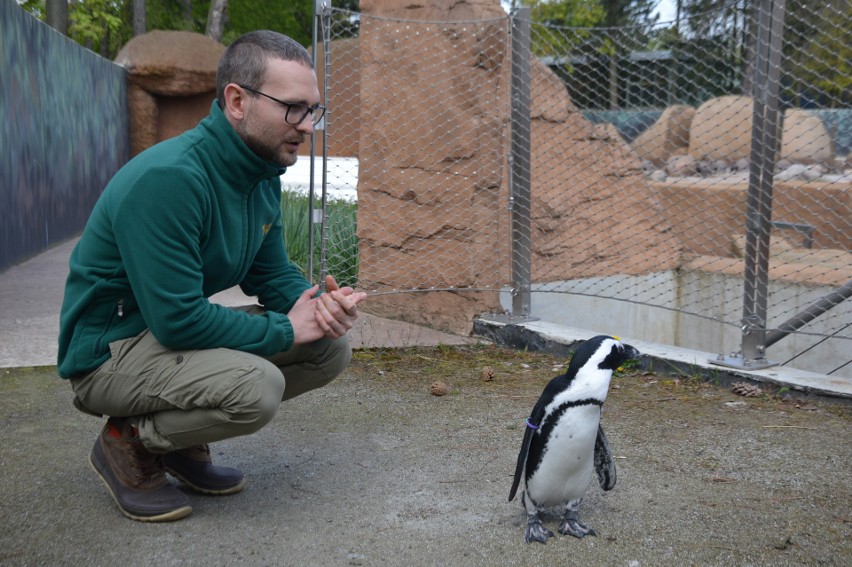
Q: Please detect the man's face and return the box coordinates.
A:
[236,59,321,168]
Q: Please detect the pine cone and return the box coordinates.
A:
[479,366,495,382]
[731,381,763,397]
[430,381,449,396]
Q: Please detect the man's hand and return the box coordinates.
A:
[287,276,367,344]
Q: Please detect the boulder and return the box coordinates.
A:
[631,104,695,166]
[780,109,834,164]
[689,95,753,162]
[666,154,698,177]
[115,30,224,96]
[115,31,225,155]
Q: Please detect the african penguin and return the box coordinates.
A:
[508,335,640,544]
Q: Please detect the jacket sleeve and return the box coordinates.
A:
[112,167,295,355]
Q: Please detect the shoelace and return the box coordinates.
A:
[178,444,211,460]
[129,438,165,481]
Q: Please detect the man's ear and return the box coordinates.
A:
[223,83,249,121]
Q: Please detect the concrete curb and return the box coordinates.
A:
[474,317,852,401]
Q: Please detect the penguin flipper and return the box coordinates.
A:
[508,423,534,502]
[594,424,617,491]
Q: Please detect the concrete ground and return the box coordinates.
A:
[0,238,477,370]
[2,343,850,566]
[1,240,850,566]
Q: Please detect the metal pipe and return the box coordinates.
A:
[510,8,532,319]
[740,0,786,363]
[765,280,852,348]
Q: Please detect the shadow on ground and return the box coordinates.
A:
[1,344,850,566]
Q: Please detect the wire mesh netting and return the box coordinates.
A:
[300,3,850,377]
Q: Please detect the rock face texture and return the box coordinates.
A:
[307,37,361,158]
[355,0,683,334]
[355,0,509,334]
[115,31,224,156]
[526,60,682,283]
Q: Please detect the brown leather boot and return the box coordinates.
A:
[89,417,192,522]
[164,444,246,495]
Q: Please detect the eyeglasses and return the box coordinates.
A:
[238,85,326,126]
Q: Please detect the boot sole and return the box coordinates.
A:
[166,467,247,496]
[89,454,193,522]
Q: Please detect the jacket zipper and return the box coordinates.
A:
[94,299,125,354]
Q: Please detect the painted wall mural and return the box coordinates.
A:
[1,0,129,272]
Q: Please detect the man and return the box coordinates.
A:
[57,30,366,522]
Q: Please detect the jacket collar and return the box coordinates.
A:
[196,101,287,192]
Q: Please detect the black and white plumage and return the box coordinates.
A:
[508,335,640,544]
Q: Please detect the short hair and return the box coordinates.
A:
[216,30,314,107]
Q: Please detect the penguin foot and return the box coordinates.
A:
[558,518,597,539]
[524,517,554,544]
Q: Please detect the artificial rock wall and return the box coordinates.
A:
[355,0,510,334]
[355,0,682,334]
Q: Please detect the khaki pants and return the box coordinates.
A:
[70,306,351,453]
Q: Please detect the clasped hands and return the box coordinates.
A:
[288,275,368,344]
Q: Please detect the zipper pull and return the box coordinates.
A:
[117,299,124,318]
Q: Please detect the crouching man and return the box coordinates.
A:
[58,30,366,522]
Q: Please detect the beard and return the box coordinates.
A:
[236,113,301,168]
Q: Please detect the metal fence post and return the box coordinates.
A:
[712,0,786,371]
[509,7,533,319]
[311,0,330,290]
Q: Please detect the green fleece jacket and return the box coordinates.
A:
[58,101,312,378]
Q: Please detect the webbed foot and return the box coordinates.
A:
[558,517,597,539]
[524,514,554,544]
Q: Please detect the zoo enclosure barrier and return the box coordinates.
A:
[301,2,850,378]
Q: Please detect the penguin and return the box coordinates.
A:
[508,335,640,544]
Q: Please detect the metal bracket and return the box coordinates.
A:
[709,353,777,371]
[710,315,777,370]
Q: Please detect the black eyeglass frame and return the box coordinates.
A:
[238,84,326,126]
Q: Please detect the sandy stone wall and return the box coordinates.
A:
[302,37,361,158]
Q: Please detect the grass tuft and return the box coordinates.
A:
[280,188,358,286]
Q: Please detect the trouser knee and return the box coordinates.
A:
[321,335,353,383]
[274,335,352,401]
[223,358,287,434]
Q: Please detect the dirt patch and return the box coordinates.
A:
[1,345,849,565]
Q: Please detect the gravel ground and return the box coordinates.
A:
[1,344,850,566]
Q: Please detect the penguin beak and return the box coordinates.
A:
[622,344,641,361]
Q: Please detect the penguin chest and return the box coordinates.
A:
[527,404,601,507]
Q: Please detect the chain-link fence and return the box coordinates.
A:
[302,2,850,378]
